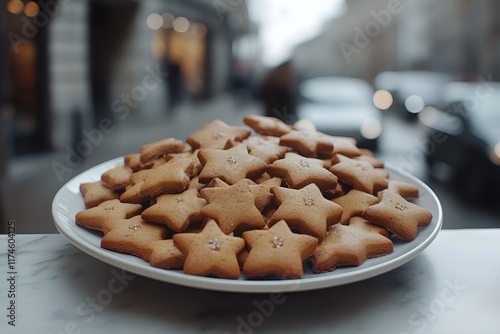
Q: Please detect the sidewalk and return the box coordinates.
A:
[2,94,261,233]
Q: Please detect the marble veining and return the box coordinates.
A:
[0,231,499,334]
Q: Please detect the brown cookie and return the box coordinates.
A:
[124,153,149,172]
[388,180,419,199]
[200,180,266,234]
[244,136,289,164]
[187,119,251,150]
[242,220,318,279]
[363,189,433,241]
[347,216,390,238]
[249,177,282,212]
[80,181,121,208]
[269,183,343,241]
[279,129,333,158]
[101,165,133,191]
[139,157,194,197]
[173,219,245,279]
[354,149,385,168]
[101,216,169,261]
[267,152,338,192]
[324,135,362,158]
[141,188,207,232]
[332,189,379,225]
[75,199,143,232]
[330,157,388,194]
[139,138,185,164]
[243,115,292,137]
[149,239,185,270]
[197,144,267,185]
[312,223,393,273]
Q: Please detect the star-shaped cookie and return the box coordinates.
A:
[387,180,419,199]
[173,219,245,279]
[243,115,292,136]
[139,157,194,197]
[139,137,185,164]
[101,215,169,261]
[279,129,334,157]
[267,152,338,192]
[363,189,433,241]
[332,189,379,224]
[141,188,207,232]
[242,220,318,279]
[149,239,185,270]
[323,135,362,158]
[244,136,289,164]
[197,144,267,185]
[75,199,143,231]
[101,165,133,191]
[312,223,393,273]
[200,180,266,234]
[80,181,121,208]
[269,183,343,240]
[330,157,388,194]
[187,119,251,149]
[348,216,390,238]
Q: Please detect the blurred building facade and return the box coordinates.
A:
[1,0,254,157]
[293,0,500,84]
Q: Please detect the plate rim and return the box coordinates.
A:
[52,157,443,293]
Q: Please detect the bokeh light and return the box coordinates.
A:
[24,1,40,17]
[173,17,190,33]
[7,0,24,14]
[146,13,163,30]
[404,95,426,114]
[372,89,393,110]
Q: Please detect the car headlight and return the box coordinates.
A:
[361,117,382,140]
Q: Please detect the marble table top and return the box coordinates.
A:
[1,229,499,334]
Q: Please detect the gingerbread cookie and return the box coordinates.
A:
[80,181,121,208]
[279,129,333,158]
[173,219,245,279]
[363,189,433,241]
[101,165,133,191]
[242,220,318,279]
[267,152,338,192]
[197,144,267,185]
[312,223,393,273]
[187,119,251,150]
[244,136,289,164]
[75,199,143,231]
[388,180,419,199]
[330,157,388,194]
[269,183,343,240]
[141,188,207,232]
[101,215,169,261]
[243,115,292,136]
[149,239,185,270]
[332,189,379,225]
[200,179,266,234]
[139,157,194,197]
[347,216,390,238]
[139,137,185,164]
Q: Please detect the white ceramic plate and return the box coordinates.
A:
[52,157,442,293]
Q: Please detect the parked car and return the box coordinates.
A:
[374,71,453,120]
[419,81,500,202]
[296,76,382,151]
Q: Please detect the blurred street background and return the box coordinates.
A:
[1,0,500,233]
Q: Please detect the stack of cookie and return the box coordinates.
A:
[75,115,433,280]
